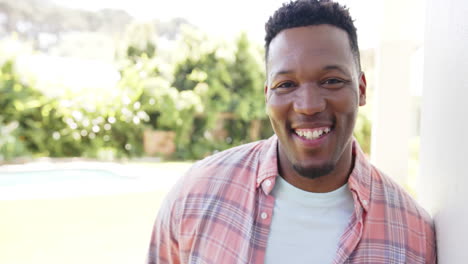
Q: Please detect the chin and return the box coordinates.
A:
[292,163,335,180]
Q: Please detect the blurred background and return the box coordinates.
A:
[0,0,427,263]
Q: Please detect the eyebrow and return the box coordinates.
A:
[269,64,350,80]
[322,65,350,75]
[269,69,293,79]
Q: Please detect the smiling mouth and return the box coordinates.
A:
[293,127,332,140]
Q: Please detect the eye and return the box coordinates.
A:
[321,78,347,89]
[275,81,297,89]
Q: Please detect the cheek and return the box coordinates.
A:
[266,96,291,128]
[266,94,290,115]
[329,89,360,113]
[332,98,359,132]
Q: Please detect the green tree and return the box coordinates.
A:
[0,60,83,158]
[226,33,272,143]
[169,27,235,158]
[229,33,265,120]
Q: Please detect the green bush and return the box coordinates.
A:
[0,60,67,158]
[0,29,371,161]
[0,59,150,160]
[169,32,274,159]
[0,119,29,160]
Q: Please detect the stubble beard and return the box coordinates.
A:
[292,163,335,180]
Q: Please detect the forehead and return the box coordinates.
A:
[267,25,355,73]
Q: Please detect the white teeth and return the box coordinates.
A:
[295,127,331,140]
[313,130,319,138]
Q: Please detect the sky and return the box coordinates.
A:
[51,0,380,48]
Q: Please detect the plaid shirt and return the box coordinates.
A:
[148,136,436,264]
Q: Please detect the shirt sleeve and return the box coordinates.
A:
[147,188,181,264]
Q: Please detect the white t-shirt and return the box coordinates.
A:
[264,176,354,264]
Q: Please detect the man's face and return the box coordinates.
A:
[265,25,366,180]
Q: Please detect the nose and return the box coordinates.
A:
[293,84,326,115]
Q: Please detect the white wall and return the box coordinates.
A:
[371,0,425,184]
[419,0,468,262]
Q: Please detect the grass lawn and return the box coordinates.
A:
[0,161,193,264]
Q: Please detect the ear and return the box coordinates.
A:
[358,72,367,106]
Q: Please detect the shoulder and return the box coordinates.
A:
[165,139,272,206]
[369,166,436,260]
[370,166,432,225]
[159,139,272,229]
[190,139,269,175]
[152,140,276,262]
[184,139,272,188]
[372,166,435,251]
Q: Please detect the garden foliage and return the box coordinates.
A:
[0,28,372,161]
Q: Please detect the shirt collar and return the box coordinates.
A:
[347,140,372,211]
[257,135,372,211]
[256,136,279,194]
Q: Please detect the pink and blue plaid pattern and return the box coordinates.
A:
[148,136,436,264]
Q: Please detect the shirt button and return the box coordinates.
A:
[261,212,268,219]
[362,200,368,206]
[265,180,272,187]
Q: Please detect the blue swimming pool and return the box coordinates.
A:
[0,169,132,187]
[0,164,167,200]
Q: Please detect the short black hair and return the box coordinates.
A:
[265,0,360,70]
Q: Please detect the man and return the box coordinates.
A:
[148,0,436,263]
